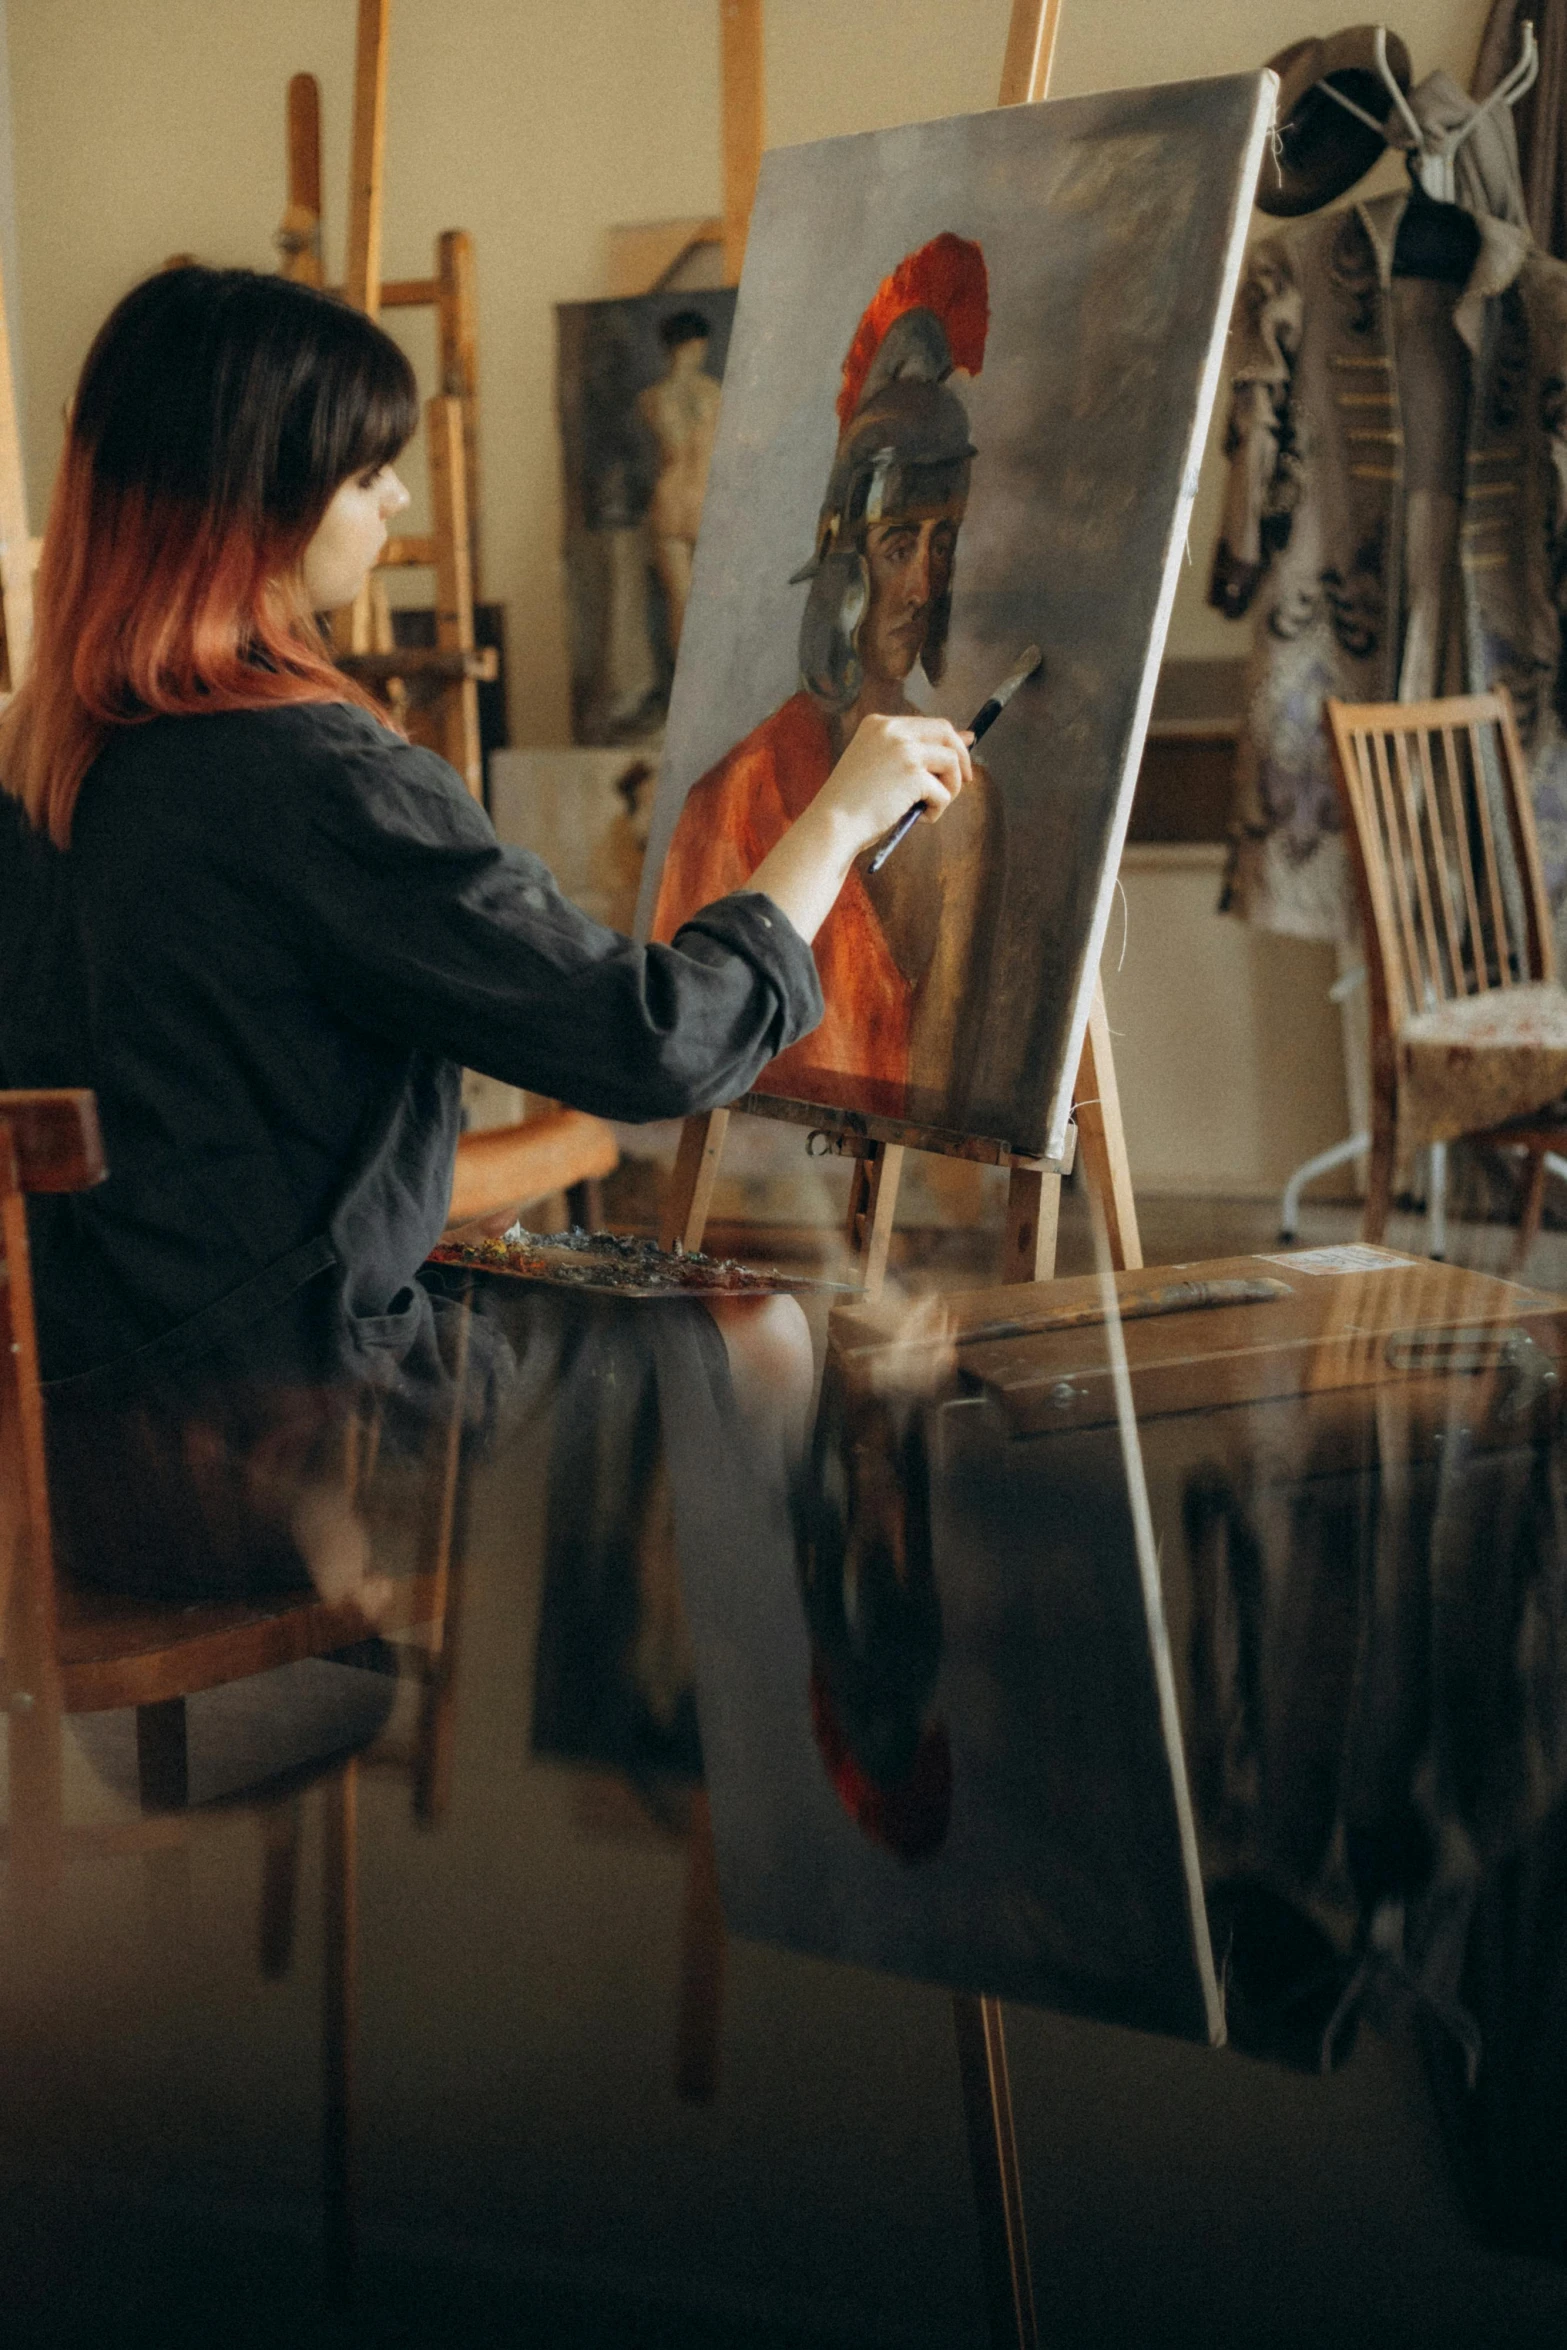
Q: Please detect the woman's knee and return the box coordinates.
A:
[707,1291,814,1442]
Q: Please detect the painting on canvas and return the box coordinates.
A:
[638,77,1273,1157]
[557,288,737,746]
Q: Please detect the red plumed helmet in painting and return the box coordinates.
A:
[834,230,989,427]
[793,231,990,712]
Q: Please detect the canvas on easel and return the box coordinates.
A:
[637,75,1274,1166]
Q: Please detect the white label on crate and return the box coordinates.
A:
[1257,1244,1414,1275]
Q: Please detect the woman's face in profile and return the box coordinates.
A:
[859,515,957,689]
[301,462,410,610]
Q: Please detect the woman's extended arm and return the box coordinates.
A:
[260,707,972,1124]
[746,712,972,943]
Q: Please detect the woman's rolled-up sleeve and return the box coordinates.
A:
[266,718,823,1121]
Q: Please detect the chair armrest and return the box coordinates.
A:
[445,1109,618,1230]
[0,1090,105,1193]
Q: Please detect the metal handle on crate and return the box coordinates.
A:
[1384,1326,1559,1419]
[1385,1329,1536,1375]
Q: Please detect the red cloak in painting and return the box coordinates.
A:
[651,691,911,1102]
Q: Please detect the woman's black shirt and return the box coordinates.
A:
[0,701,822,1389]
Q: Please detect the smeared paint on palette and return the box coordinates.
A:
[429,1224,851,1299]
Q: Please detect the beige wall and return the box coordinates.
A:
[1102,847,1354,1197]
[0,0,1498,1199]
[5,0,1494,744]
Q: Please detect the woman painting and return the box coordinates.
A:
[0,266,972,1415]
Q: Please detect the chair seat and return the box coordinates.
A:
[1397,981,1567,1149]
[446,1107,618,1230]
[54,1572,440,1713]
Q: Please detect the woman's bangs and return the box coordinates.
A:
[334,327,419,481]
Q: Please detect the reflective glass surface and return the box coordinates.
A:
[6,1192,1567,2349]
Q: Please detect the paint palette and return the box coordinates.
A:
[428,1223,850,1300]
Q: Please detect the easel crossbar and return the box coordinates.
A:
[734,1090,1075,1173]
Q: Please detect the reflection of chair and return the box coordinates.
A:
[0,1093,439,1841]
[0,1088,458,2301]
[1326,692,1567,1272]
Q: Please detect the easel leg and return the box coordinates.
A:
[845,1140,904,1299]
[1514,1146,1550,1275]
[0,158,33,686]
[719,0,765,283]
[436,229,482,589]
[280,75,324,287]
[675,1790,728,2104]
[1002,1165,1061,1285]
[660,1108,731,1252]
[329,0,390,659]
[1362,1101,1396,1243]
[322,1759,358,2308]
[1073,979,1142,1273]
[952,1991,1038,2349]
[413,1287,476,1826]
[343,0,390,317]
[429,394,483,800]
[999,0,1063,103]
[259,1795,302,1980]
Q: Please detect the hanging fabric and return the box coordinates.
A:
[1475,0,1567,259]
[1212,73,1567,945]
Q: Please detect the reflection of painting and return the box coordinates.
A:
[557,289,736,745]
[800,1364,951,1865]
[531,1311,704,1814]
[637,78,1274,1156]
[671,1325,1221,2039]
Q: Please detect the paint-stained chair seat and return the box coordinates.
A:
[1398,980,1567,1151]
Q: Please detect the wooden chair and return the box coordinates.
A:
[1325,691,1567,1272]
[0,1093,441,1858]
[446,1104,618,1239]
[0,1088,454,2301]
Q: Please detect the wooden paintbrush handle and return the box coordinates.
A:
[956,1276,1291,1350]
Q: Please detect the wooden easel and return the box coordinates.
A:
[280,2,494,798]
[660,0,1140,1307]
[0,238,36,697]
[669,9,1140,2349]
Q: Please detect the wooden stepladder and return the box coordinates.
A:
[278,5,618,1225]
[664,9,1145,2350]
[280,4,494,799]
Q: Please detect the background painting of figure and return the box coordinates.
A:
[557,289,736,746]
[637,78,1274,1156]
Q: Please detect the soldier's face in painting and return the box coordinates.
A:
[859,513,959,685]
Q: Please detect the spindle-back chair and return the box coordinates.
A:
[1325,691,1567,1270]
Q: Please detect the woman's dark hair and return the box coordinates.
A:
[659,308,711,350]
[2,264,419,845]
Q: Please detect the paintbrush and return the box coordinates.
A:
[867,643,1043,874]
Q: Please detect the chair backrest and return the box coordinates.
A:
[0,1091,105,1656]
[1324,691,1556,1039]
